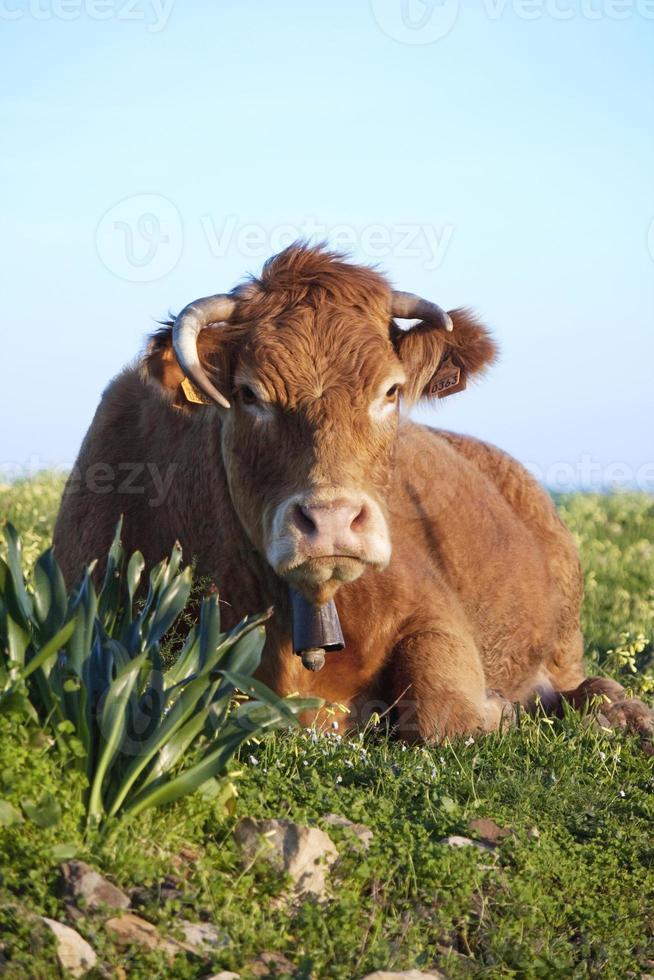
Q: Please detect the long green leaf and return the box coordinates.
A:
[6,615,30,671]
[33,549,67,637]
[126,551,145,613]
[66,571,98,678]
[3,524,33,625]
[97,519,124,632]
[142,568,192,649]
[87,649,146,825]
[220,670,320,728]
[22,619,77,680]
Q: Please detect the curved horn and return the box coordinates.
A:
[391,291,453,332]
[172,294,237,409]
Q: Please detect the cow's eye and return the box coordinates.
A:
[239,385,259,406]
[386,384,400,400]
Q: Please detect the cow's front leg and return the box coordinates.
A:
[389,629,515,743]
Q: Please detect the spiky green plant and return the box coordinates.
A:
[0,521,318,831]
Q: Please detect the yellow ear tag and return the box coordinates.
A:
[429,355,467,399]
[181,376,212,405]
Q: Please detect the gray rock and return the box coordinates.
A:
[439,834,496,853]
[467,817,511,845]
[248,951,298,976]
[362,971,445,980]
[234,818,338,898]
[62,860,130,910]
[105,912,195,959]
[179,919,228,951]
[41,917,97,978]
[322,813,373,849]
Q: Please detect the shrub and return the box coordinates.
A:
[0,522,317,832]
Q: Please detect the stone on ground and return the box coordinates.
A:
[179,919,228,951]
[61,860,130,910]
[105,912,195,959]
[362,971,445,980]
[322,812,373,849]
[41,917,97,978]
[234,818,338,898]
[439,834,496,853]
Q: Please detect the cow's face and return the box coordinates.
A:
[219,307,403,603]
[146,246,496,603]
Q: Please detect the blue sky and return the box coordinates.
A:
[2,0,653,489]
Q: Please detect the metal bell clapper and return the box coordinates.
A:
[290,588,345,671]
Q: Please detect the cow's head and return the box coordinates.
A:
[145,244,496,603]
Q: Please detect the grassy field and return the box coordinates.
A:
[0,475,653,979]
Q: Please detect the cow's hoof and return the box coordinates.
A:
[484,691,517,731]
[599,698,654,737]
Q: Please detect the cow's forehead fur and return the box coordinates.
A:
[228,244,400,403]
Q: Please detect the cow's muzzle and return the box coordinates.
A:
[266,488,391,601]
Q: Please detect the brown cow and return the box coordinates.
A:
[53,244,652,741]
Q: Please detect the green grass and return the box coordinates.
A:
[1,476,653,979]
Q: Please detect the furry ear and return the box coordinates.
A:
[393,308,497,407]
[141,325,230,412]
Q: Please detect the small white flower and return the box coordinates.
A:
[464,736,475,747]
[335,775,343,784]
[599,751,606,761]
[619,789,626,797]
[331,721,339,731]
[248,755,259,767]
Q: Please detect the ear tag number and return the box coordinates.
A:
[181,376,212,405]
[429,356,467,399]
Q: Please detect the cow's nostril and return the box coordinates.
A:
[350,505,368,532]
[294,503,318,535]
